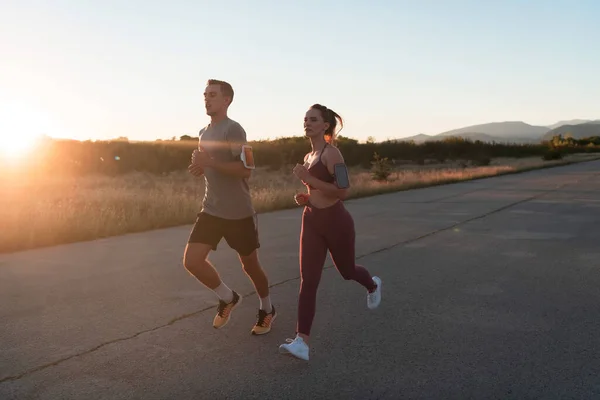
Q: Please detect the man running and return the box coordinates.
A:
[185,79,276,335]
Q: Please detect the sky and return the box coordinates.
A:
[1,0,599,144]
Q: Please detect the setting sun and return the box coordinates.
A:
[0,101,55,161]
[0,134,40,159]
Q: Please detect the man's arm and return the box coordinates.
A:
[202,123,252,179]
[302,147,349,200]
[209,160,251,179]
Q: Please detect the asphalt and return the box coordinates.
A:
[1,160,600,399]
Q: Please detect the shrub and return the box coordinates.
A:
[471,155,491,166]
[542,149,563,160]
[371,152,392,181]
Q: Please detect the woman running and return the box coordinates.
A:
[278,104,382,361]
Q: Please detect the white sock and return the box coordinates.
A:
[260,295,272,313]
[213,282,234,303]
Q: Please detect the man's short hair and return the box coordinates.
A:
[207,79,234,102]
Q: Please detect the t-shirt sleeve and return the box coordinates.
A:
[197,127,206,149]
[225,122,248,159]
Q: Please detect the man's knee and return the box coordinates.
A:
[183,243,212,271]
[239,250,261,274]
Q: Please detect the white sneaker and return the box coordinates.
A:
[279,335,309,361]
[367,276,382,309]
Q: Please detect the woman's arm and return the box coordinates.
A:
[302,147,350,200]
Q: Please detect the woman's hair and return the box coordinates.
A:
[310,104,344,144]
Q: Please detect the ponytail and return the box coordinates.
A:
[310,104,344,145]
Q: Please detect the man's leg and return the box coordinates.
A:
[183,242,220,289]
[224,214,275,335]
[184,212,243,328]
[238,250,271,310]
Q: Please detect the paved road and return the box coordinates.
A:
[2,160,600,399]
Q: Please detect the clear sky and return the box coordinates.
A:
[1,0,598,143]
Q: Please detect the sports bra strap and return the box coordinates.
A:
[318,143,328,163]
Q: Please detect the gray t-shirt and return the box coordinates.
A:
[197,117,255,220]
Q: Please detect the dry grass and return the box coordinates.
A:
[1,153,597,253]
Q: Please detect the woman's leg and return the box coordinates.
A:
[280,209,328,361]
[296,211,328,337]
[326,205,378,292]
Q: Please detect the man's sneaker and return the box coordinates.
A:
[251,306,277,335]
[279,335,309,361]
[367,276,382,310]
[213,291,242,329]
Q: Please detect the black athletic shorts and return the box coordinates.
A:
[188,212,260,257]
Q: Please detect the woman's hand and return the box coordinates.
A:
[294,193,310,206]
[293,163,311,182]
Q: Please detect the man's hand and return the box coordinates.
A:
[188,163,205,177]
[294,192,309,206]
[192,148,214,168]
[189,149,207,177]
[190,146,250,179]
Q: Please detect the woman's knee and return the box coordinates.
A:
[299,281,319,300]
[337,264,356,281]
[299,270,322,295]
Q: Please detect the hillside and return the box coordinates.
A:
[542,122,600,141]
[398,132,538,144]
[546,119,594,130]
[461,132,545,144]
[437,121,549,140]
[397,121,550,144]
[397,119,600,144]
[397,134,436,143]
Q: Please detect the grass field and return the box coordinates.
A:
[1,153,598,254]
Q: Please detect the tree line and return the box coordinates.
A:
[8,134,600,177]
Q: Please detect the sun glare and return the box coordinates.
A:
[0,134,41,159]
[0,103,51,161]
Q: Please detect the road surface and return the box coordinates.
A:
[2,160,600,399]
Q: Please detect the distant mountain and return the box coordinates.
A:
[395,119,600,144]
[546,119,594,130]
[398,133,435,143]
[399,132,543,144]
[397,121,549,144]
[437,121,549,140]
[456,132,543,144]
[542,122,600,141]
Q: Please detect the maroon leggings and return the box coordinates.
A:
[297,200,377,336]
